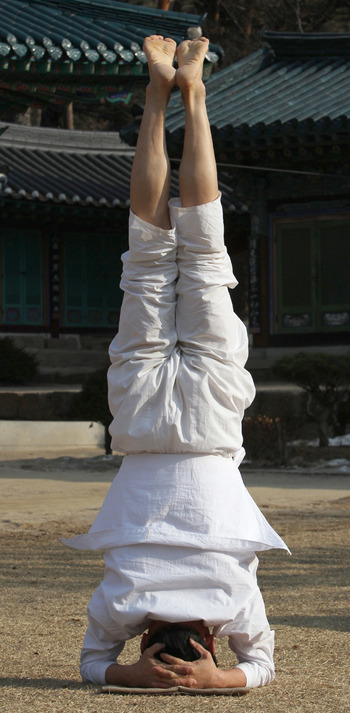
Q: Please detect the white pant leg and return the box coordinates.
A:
[108,199,255,456]
[108,211,178,453]
[168,196,255,451]
[170,196,250,366]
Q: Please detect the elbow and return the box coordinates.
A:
[80,659,112,686]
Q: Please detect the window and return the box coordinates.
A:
[272,215,350,333]
[1,229,44,326]
[63,232,123,328]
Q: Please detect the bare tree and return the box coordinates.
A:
[174,0,350,64]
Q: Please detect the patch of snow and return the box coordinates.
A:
[324,459,350,473]
[309,458,350,473]
[289,433,350,448]
[328,434,350,447]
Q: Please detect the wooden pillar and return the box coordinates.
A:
[30,106,42,126]
[207,0,221,26]
[50,234,61,338]
[158,0,171,9]
[248,176,270,346]
[63,102,74,130]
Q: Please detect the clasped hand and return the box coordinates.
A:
[158,638,221,688]
[106,639,234,689]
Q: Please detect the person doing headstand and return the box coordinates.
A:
[64,35,289,690]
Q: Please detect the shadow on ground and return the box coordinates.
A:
[270,615,349,632]
[0,676,84,690]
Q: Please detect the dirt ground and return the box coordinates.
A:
[1,454,349,713]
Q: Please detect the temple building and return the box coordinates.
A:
[0,0,220,337]
[135,30,350,347]
[0,7,349,348]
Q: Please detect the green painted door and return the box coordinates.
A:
[274,217,350,333]
[318,222,350,329]
[1,228,44,326]
[63,232,123,328]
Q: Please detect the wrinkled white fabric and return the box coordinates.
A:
[108,196,255,456]
[79,548,275,689]
[65,451,288,553]
[64,197,289,690]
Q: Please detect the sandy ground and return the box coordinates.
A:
[1,452,349,712]
[1,453,349,530]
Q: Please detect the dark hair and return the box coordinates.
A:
[146,624,217,665]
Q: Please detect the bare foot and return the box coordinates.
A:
[143,35,177,92]
[176,37,209,92]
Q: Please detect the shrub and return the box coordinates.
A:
[0,337,38,384]
[274,352,350,446]
[67,368,111,452]
[242,414,286,464]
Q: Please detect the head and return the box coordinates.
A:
[140,620,217,665]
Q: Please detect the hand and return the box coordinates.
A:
[105,643,197,688]
[161,639,247,689]
[160,639,220,688]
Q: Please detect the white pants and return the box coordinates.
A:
[108,195,255,456]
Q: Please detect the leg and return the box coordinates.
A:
[108,38,179,454]
[130,35,176,229]
[176,38,219,207]
[169,42,255,450]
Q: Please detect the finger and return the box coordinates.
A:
[189,638,209,657]
[160,652,187,665]
[143,642,165,660]
[152,668,177,681]
[154,664,194,677]
[146,641,165,653]
[151,681,177,689]
[152,676,197,689]
[171,676,197,688]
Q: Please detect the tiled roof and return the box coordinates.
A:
[122,31,350,154]
[0,123,244,212]
[0,123,133,207]
[0,0,220,75]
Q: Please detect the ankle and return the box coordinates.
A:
[145,82,171,109]
[181,81,206,109]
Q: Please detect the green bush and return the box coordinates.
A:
[67,369,112,452]
[274,352,350,446]
[0,337,38,384]
[242,414,286,464]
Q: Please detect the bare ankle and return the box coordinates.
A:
[146,82,172,108]
[180,81,206,109]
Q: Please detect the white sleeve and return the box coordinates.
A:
[80,649,120,686]
[228,626,275,688]
[217,585,276,688]
[80,612,125,686]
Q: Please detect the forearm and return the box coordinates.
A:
[105,662,139,686]
[214,665,247,688]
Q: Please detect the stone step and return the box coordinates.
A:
[0,385,82,420]
[0,419,105,452]
[1,334,112,384]
[3,334,80,350]
[36,367,103,384]
[246,345,350,381]
[26,348,109,369]
[0,382,316,440]
[2,333,111,351]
